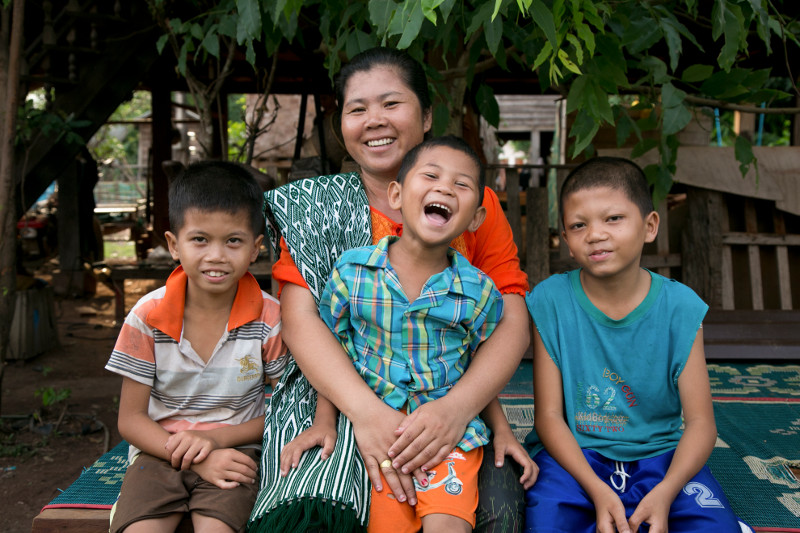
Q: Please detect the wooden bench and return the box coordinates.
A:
[32,508,193,533]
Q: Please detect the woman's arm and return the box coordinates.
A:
[532,327,631,533]
[280,282,422,505]
[627,329,716,532]
[388,292,530,472]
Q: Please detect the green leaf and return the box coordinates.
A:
[476,84,500,127]
[661,103,692,135]
[156,34,169,54]
[531,0,558,48]
[397,1,424,49]
[566,75,588,114]
[421,0,442,24]
[190,23,204,40]
[631,138,659,159]
[202,32,220,58]
[661,82,687,109]
[237,0,262,43]
[569,109,600,158]
[484,5,503,54]
[439,0,456,23]
[558,49,582,75]
[614,105,641,146]
[644,164,672,208]
[734,135,756,177]
[565,33,584,66]
[532,41,553,72]
[245,40,256,66]
[369,0,397,37]
[432,102,450,136]
[346,30,374,58]
[491,0,503,21]
[218,14,238,39]
[575,20,595,56]
[681,64,714,83]
[718,4,744,71]
[639,56,670,84]
[659,16,682,71]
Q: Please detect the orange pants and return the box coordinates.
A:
[367,448,482,533]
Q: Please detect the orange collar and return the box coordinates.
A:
[146,266,264,341]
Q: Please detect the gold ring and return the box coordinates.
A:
[380,459,393,469]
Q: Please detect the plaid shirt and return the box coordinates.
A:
[320,236,504,452]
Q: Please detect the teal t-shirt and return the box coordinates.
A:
[525,269,708,461]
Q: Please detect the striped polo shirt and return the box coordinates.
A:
[105,267,287,461]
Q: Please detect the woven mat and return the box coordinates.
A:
[42,439,129,510]
[500,361,800,531]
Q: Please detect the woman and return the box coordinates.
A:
[249,47,531,533]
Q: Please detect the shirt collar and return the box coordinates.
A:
[146,266,264,341]
[362,236,469,297]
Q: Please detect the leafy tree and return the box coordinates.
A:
[149,0,800,203]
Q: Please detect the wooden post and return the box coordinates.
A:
[526,187,550,285]
[773,211,793,310]
[505,168,523,258]
[150,84,171,243]
[682,187,726,308]
[743,200,763,310]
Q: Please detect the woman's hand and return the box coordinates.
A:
[351,402,428,506]
[387,397,470,474]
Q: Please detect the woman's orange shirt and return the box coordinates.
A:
[271,187,529,296]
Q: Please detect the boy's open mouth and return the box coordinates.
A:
[424,203,452,224]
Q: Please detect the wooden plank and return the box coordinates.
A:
[525,187,549,285]
[721,245,735,310]
[655,202,670,277]
[32,509,111,533]
[774,210,793,310]
[722,232,800,246]
[683,188,726,308]
[641,254,682,269]
[32,509,194,533]
[505,169,523,259]
[744,200,764,310]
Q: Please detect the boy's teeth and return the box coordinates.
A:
[367,138,393,147]
[207,271,225,277]
[428,203,451,213]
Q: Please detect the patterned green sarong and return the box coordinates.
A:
[248,173,372,533]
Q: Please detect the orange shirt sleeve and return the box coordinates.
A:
[271,237,309,296]
[470,187,529,295]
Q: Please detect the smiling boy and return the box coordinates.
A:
[524,157,751,533]
[280,136,537,532]
[105,161,287,533]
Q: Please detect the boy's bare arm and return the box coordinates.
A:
[481,397,539,489]
[532,327,631,533]
[628,329,716,532]
[117,377,173,461]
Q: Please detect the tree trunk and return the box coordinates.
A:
[0,0,25,415]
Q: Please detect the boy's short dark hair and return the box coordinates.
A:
[559,156,654,226]
[168,161,265,236]
[397,136,486,205]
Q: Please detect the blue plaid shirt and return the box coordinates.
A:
[319,236,504,452]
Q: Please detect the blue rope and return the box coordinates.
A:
[714,108,723,146]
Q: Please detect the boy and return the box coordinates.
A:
[105,161,288,533]
[281,136,537,532]
[524,157,751,532]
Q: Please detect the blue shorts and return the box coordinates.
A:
[524,448,752,533]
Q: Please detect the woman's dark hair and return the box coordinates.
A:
[334,47,432,115]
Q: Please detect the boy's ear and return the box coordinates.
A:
[251,234,264,263]
[387,181,403,211]
[165,231,180,262]
[467,205,487,233]
[643,210,660,243]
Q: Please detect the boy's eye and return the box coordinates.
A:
[192,236,207,243]
[607,215,623,222]
[228,237,242,245]
[346,106,365,114]
[424,172,437,180]
[455,181,471,189]
[568,223,584,231]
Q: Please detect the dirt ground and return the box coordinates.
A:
[0,269,158,533]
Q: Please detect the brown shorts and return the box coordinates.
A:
[109,449,260,533]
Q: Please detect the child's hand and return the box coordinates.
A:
[592,485,631,533]
[627,482,672,533]
[190,448,257,489]
[280,423,337,476]
[165,430,219,470]
[491,430,539,489]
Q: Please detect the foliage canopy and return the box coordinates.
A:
[150,0,799,203]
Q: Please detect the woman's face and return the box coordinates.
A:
[340,65,432,182]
